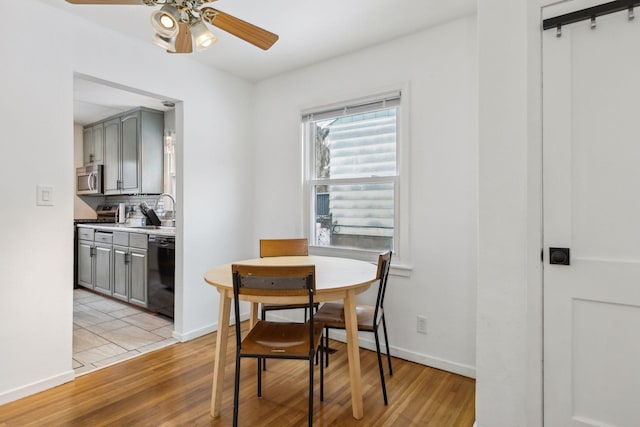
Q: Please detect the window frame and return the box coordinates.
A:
[301,87,411,269]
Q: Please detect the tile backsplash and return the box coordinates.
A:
[76,194,175,225]
[106,195,175,224]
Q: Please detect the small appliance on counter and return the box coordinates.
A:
[118,203,127,223]
[74,204,119,225]
[96,204,119,223]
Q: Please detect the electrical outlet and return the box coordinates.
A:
[417,315,427,334]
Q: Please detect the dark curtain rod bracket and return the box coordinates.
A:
[543,0,640,31]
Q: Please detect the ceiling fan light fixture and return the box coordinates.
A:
[65,0,279,53]
[150,4,181,37]
[152,32,177,52]
[190,20,217,51]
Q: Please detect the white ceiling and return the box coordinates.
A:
[48,0,476,82]
[74,76,175,125]
[46,0,477,124]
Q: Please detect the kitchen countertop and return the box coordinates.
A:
[77,223,176,237]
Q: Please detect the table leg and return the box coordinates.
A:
[210,288,232,418]
[344,289,364,419]
[249,302,259,329]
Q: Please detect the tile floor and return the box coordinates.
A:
[73,288,177,376]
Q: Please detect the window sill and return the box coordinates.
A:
[389,263,412,277]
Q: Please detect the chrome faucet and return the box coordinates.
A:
[153,193,176,226]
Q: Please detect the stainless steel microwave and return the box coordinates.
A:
[76,165,103,195]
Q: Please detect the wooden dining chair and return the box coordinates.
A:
[314,251,393,405]
[259,239,319,371]
[231,264,324,427]
[259,238,319,322]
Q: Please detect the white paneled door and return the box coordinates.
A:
[543,9,640,427]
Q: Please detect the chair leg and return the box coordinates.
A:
[308,356,314,427]
[261,308,267,372]
[381,315,393,376]
[374,330,389,405]
[233,354,241,427]
[257,358,262,397]
[319,344,324,401]
[324,328,330,368]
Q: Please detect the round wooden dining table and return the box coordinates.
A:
[204,255,379,420]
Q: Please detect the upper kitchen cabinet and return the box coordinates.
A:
[83,123,104,165]
[103,107,164,195]
[103,117,120,193]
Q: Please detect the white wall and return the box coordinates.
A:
[0,0,254,403]
[476,0,543,426]
[252,16,478,376]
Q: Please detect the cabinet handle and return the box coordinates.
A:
[89,154,94,163]
[90,247,95,257]
[125,253,131,264]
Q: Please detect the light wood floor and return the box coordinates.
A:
[0,323,475,426]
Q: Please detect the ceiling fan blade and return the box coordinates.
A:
[202,8,279,50]
[168,23,193,54]
[65,0,145,4]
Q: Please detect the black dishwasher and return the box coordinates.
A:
[148,235,175,319]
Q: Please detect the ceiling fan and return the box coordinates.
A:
[65,0,279,54]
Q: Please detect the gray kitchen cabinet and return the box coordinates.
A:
[77,239,94,289]
[113,245,128,300]
[129,247,148,307]
[103,107,164,195]
[77,228,113,295]
[93,242,113,296]
[83,123,104,166]
[103,118,121,194]
[112,232,148,308]
[120,113,139,193]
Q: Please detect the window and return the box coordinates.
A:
[303,91,403,260]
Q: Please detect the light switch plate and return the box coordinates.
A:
[36,185,54,206]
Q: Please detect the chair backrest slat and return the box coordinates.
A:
[232,264,315,295]
[373,251,392,325]
[260,238,309,258]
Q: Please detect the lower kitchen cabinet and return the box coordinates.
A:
[77,239,94,289]
[77,228,113,295]
[77,227,152,308]
[113,245,128,299]
[93,242,113,295]
[113,232,148,308]
[129,248,147,307]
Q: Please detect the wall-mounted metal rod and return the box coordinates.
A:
[543,0,640,30]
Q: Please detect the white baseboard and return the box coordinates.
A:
[263,311,476,379]
[172,312,251,342]
[0,370,75,406]
[172,323,217,342]
[326,329,476,379]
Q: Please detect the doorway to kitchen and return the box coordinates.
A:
[73,73,181,375]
